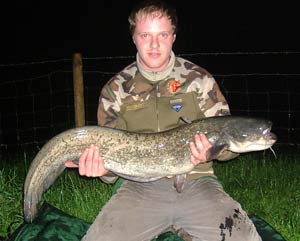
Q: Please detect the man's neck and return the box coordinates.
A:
[137,51,175,82]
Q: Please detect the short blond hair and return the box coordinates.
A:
[128,0,178,35]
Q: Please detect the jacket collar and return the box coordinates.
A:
[136,51,175,83]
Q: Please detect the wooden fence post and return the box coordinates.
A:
[73,53,85,127]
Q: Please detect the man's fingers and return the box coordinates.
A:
[79,147,89,175]
[85,145,95,176]
[189,134,213,166]
[189,142,198,157]
[93,146,100,175]
[199,134,212,148]
[65,145,107,177]
[190,154,198,166]
[195,135,203,150]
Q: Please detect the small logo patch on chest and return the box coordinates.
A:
[172,104,182,112]
[169,80,181,94]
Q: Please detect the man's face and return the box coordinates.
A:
[133,14,176,72]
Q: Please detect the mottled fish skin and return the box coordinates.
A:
[23,116,277,223]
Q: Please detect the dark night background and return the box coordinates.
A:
[8,2,300,64]
[1,1,300,151]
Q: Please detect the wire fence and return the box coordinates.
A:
[0,51,299,153]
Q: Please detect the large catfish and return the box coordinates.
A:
[23,116,277,222]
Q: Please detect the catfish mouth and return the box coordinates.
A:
[251,127,277,151]
[267,132,277,144]
[229,127,277,153]
[262,127,277,146]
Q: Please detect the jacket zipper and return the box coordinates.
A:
[156,84,161,132]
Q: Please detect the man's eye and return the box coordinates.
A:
[140,33,149,38]
[160,32,169,39]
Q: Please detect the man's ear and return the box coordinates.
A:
[132,37,136,44]
[173,34,176,43]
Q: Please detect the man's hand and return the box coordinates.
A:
[189,134,212,166]
[65,144,109,177]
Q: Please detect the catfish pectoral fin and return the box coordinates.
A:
[71,159,79,166]
[174,174,187,193]
[206,143,228,161]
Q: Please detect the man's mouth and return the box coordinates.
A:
[148,52,161,58]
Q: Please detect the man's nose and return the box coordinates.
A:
[150,36,159,49]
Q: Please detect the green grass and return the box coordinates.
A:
[0,150,299,240]
[0,153,112,239]
[214,151,300,241]
[0,165,25,239]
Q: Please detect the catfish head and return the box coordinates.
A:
[220,116,277,153]
[206,116,277,160]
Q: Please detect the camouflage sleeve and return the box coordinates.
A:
[98,86,120,183]
[205,76,240,161]
[97,78,127,130]
[97,77,125,184]
[189,72,239,161]
[191,74,230,117]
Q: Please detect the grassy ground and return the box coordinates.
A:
[214,151,300,241]
[0,149,299,240]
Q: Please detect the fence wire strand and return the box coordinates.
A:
[0,51,299,151]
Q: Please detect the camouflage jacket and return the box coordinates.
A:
[97,51,238,183]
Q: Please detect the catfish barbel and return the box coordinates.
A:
[23,116,277,223]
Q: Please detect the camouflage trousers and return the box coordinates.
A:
[82,177,262,241]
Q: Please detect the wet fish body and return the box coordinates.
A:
[23,116,277,223]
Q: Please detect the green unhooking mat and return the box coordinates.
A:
[8,203,285,241]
